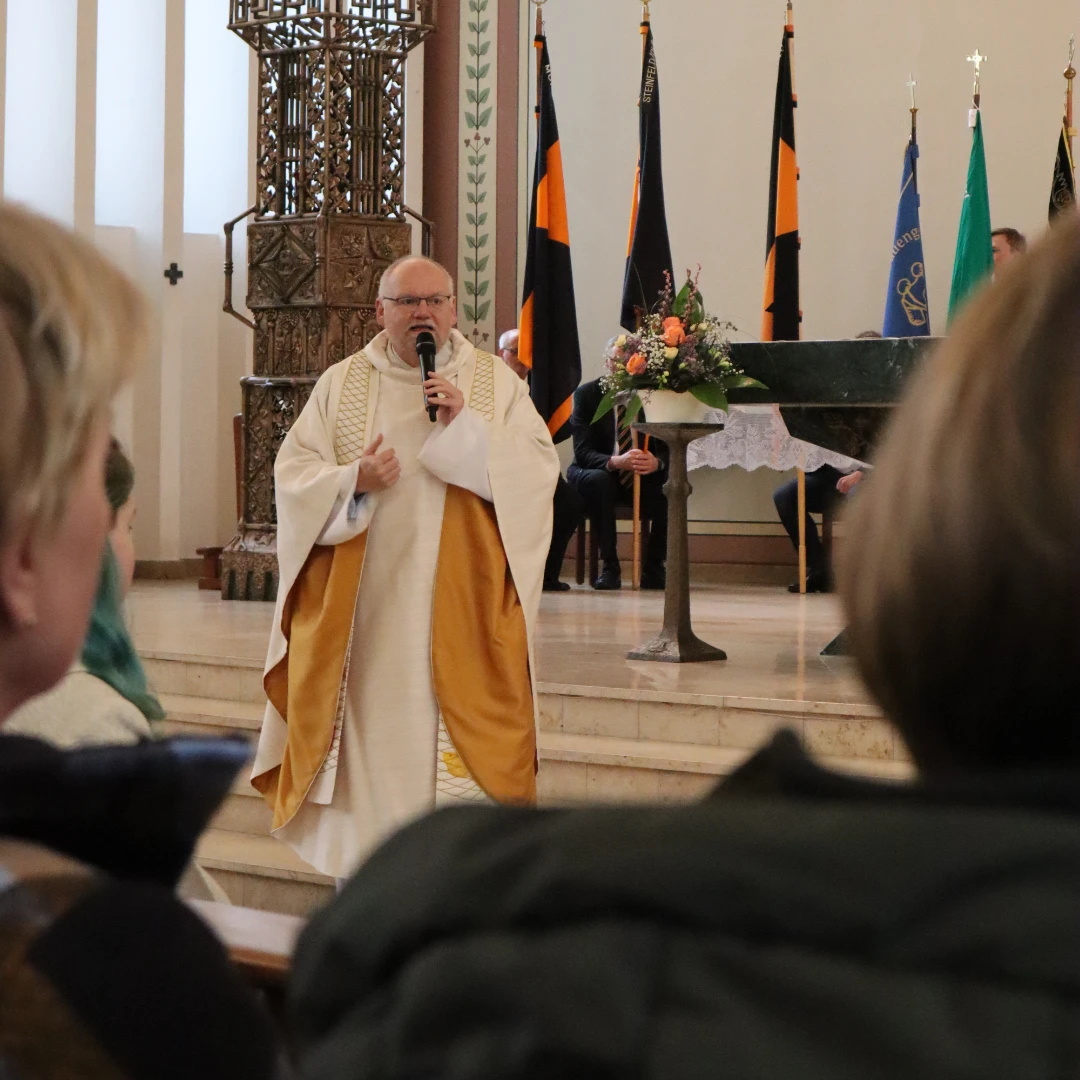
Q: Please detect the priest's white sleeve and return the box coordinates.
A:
[417,406,494,502]
[316,459,377,545]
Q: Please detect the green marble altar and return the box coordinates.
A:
[727,338,940,459]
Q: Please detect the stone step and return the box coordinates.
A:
[161,693,264,735]
[161,689,903,773]
[539,688,908,768]
[144,655,265,704]
[538,731,912,804]
[192,829,335,919]
[166,690,913,825]
[160,691,909,814]
[212,784,274,835]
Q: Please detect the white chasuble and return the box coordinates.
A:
[252,329,558,878]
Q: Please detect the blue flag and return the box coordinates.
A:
[883,140,930,337]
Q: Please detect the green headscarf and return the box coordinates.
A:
[81,540,165,724]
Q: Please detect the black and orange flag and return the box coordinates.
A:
[519,28,581,444]
[762,3,801,341]
[1049,119,1075,219]
[620,14,673,331]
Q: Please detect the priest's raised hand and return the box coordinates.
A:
[354,434,401,493]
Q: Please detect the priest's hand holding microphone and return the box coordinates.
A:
[416,329,464,425]
[353,330,464,497]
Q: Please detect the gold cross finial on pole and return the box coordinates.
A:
[967,48,987,106]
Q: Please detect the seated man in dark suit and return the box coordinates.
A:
[567,377,667,590]
[773,465,862,593]
[774,329,875,593]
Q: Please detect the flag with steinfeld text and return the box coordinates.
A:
[520,33,581,444]
[761,9,800,341]
[884,138,930,336]
[620,16,674,331]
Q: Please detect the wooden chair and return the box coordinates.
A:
[575,508,651,586]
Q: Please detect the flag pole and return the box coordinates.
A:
[908,73,918,144]
[797,468,807,594]
[631,0,649,591]
[534,0,545,101]
[786,0,806,594]
[1066,35,1076,166]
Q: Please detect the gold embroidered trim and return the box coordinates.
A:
[469,351,497,422]
[334,353,372,465]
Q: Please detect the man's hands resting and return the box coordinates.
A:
[355,434,401,494]
[608,449,661,475]
[836,470,864,496]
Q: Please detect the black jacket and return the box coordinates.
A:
[569,378,668,474]
[0,734,282,1080]
[292,731,1080,1079]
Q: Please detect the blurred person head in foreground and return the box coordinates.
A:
[4,434,165,747]
[0,209,144,722]
[0,204,277,1079]
[289,217,1080,1080]
[842,215,1080,771]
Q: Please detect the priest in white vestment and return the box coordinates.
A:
[251,256,560,878]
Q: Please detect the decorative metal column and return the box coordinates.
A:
[222,0,436,600]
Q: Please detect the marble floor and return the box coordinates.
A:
[129,579,874,710]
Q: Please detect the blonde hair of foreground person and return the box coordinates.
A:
[0,204,146,717]
[840,214,1080,772]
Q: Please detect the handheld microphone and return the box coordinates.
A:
[416,330,439,422]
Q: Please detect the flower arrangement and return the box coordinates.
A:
[593,270,766,425]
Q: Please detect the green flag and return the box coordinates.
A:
[947,111,993,323]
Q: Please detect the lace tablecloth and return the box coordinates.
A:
[686,405,867,474]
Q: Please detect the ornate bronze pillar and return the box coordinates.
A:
[222,1,436,600]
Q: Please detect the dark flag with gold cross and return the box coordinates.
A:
[761,3,801,342]
[619,13,674,331]
[519,29,582,444]
[1050,120,1076,219]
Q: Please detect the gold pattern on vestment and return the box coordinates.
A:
[433,348,501,807]
[469,351,497,421]
[334,353,373,465]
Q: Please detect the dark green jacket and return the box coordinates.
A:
[293,731,1080,1079]
[0,734,281,1079]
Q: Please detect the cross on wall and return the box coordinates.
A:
[164,263,184,285]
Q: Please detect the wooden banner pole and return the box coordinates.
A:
[632,428,642,590]
[797,467,807,594]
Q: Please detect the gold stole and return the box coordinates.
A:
[255,351,536,830]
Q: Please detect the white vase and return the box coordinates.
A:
[643,389,713,424]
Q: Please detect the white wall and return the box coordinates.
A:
[184,0,254,547]
[532,0,1079,523]
[4,1,79,223]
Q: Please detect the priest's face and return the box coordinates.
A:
[376,259,458,364]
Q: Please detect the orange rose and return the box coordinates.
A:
[626,353,647,376]
[662,316,687,347]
